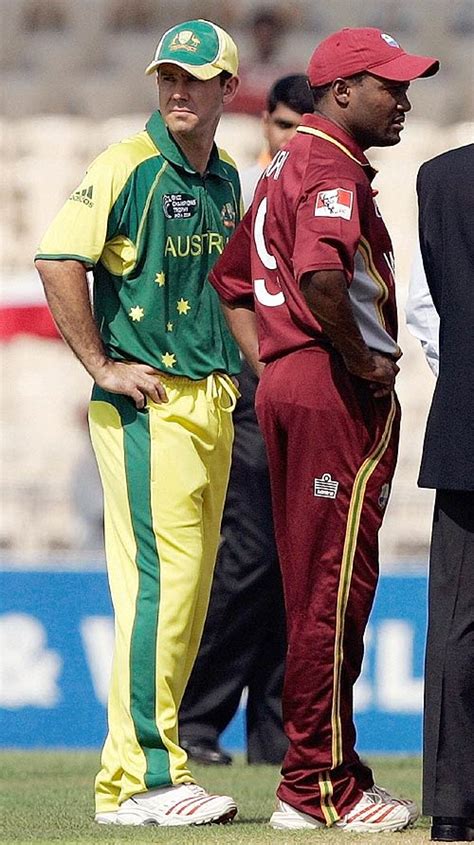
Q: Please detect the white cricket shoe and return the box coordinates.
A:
[334,789,411,833]
[270,799,325,829]
[116,783,237,827]
[270,789,411,832]
[94,811,118,824]
[368,784,419,824]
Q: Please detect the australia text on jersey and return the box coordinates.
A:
[164,232,231,258]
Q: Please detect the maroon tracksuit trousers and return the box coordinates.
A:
[255,347,400,824]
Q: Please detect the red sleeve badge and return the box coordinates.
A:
[315,188,353,220]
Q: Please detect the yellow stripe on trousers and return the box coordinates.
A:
[331,395,397,768]
[319,771,339,825]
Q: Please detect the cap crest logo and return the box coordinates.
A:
[381,33,400,48]
[170,30,201,53]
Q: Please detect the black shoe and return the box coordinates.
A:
[431,817,474,842]
[181,738,233,766]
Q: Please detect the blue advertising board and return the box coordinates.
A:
[0,569,427,752]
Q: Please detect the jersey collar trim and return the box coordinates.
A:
[297,115,377,179]
[146,110,227,179]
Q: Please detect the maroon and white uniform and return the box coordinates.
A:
[210,114,401,823]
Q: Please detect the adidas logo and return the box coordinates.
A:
[70,185,94,207]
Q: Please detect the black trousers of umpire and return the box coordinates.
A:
[179,361,288,763]
[423,490,474,817]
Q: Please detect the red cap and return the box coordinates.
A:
[307,28,439,86]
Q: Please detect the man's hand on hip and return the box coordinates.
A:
[93,360,169,409]
[347,353,399,398]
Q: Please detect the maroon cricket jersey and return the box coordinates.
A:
[209,113,400,363]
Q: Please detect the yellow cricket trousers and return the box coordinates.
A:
[88,373,237,812]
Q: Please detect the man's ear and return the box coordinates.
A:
[222,75,240,105]
[332,78,351,107]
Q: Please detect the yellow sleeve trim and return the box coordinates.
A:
[37,131,159,265]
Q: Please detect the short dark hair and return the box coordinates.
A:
[267,74,314,115]
[311,72,367,105]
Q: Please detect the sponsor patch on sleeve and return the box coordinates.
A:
[315,188,353,220]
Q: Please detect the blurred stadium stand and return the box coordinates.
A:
[0,0,473,563]
[0,0,473,120]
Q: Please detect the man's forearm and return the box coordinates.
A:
[301,269,373,371]
[35,259,108,378]
[35,258,169,408]
[301,269,398,394]
[220,302,263,377]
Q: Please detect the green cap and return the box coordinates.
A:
[145,19,238,79]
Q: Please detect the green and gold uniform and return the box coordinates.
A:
[37,110,241,378]
[36,111,241,811]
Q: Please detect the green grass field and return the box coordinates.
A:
[0,752,431,845]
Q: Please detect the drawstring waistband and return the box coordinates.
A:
[205,373,238,412]
[153,370,239,412]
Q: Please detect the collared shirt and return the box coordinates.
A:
[210,113,400,364]
[36,111,241,379]
[406,235,440,376]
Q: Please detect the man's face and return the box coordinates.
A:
[346,74,411,148]
[158,64,236,139]
[263,103,303,157]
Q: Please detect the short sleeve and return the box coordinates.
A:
[209,207,254,309]
[293,178,362,286]
[35,145,136,266]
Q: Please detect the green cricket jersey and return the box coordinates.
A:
[36,111,242,379]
